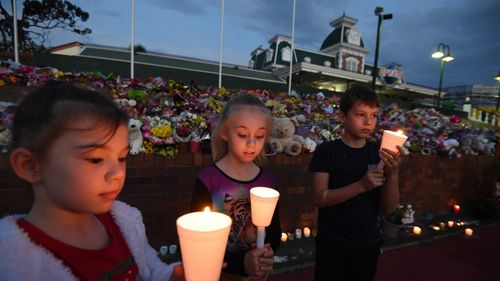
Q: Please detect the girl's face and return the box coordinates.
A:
[341,101,379,140]
[222,106,269,164]
[35,119,129,215]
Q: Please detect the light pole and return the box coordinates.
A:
[495,70,500,112]
[371,7,393,90]
[431,43,454,108]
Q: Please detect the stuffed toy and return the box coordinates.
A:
[269,117,305,156]
[128,119,144,155]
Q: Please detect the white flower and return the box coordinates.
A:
[320,129,332,141]
[128,99,137,107]
[304,138,317,153]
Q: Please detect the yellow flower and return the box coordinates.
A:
[151,125,173,138]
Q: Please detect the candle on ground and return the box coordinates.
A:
[413,226,422,235]
[303,227,311,238]
[281,232,288,242]
[465,228,473,236]
[447,221,454,228]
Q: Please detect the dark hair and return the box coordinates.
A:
[12,80,128,156]
[339,84,380,115]
[211,94,272,166]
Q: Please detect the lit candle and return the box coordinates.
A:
[432,226,440,231]
[439,222,446,229]
[250,187,280,248]
[464,228,473,236]
[281,232,288,242]
[303,227,311,238]
[453,204,461,214]
[447,221,454,228]
[176,207,232,281]
[413,226,422,235]
[380,129,408,153]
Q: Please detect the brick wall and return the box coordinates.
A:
[0,152,489,249]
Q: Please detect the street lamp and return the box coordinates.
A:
[495,70,500,113]
[431,43,454,108]
[371,7,393,90]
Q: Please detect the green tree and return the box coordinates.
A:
[0,0,91,51]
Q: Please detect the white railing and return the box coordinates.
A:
[463,104,499,127]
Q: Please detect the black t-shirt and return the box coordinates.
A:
[309,139,383,250]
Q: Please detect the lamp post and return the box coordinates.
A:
[431,43,454,108]
[495,70,500,112]
[371,7,393,90]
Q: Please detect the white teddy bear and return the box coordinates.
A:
[269,117,305,156]
[128,119,143,155]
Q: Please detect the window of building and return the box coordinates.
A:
[345,57,359,72]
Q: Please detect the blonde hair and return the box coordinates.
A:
[211,94,272,166]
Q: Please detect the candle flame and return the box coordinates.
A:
[204,206,210,213]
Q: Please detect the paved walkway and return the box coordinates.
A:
[269,224,500,281]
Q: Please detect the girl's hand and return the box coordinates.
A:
[169,264,185,281]
[244,244,274,278]
[379,146,404,176]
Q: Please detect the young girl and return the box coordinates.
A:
[0,81,184,281]
[190,94,281,280]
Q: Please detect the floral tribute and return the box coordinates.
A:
[0,59,498,158]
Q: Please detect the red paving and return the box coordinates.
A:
[269,225,500,281]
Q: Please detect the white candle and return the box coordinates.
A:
[413,226,422,235]
[281,232,288,242]
[447,221,454,228]
[295,228,302,239]
[465,228,473,236]
[250,187,280,248]
[176,207,232,281]
[380,129,408,153]
[303,227,311,238]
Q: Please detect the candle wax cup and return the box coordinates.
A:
[250,187,280,227]
[177,211,232,281]
[380,130,408,153]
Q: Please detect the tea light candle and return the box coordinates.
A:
[380,129,408,153]
[413,226,422,235]
[295,228,302,239]
[281,232,288,242]
[176,207,232,281]
[303,227,311,238]
[250,187,280,248]
[464,228,473,236]
[453,204,461,214]
[439,222,446,229]
[447,221,454,228]
[432,226,440,231]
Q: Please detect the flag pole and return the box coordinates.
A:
[288,0,296,95]
[218,0,225,89]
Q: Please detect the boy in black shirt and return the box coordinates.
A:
[309,85,404,281]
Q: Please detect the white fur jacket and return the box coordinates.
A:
[0,201,175,281]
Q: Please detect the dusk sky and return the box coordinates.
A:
[10,0,500,89]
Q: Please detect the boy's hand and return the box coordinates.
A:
[361,167,385,190]
[379,146,404,176]
[244,243,274,279]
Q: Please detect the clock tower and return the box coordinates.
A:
[320,14,370,74]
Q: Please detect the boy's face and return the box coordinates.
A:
[341,101,379,140]
[35,119,129,215]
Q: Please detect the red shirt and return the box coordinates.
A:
[17,213,140,281]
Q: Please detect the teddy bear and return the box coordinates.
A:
[269,117,305,156]
[128,118,143,155]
